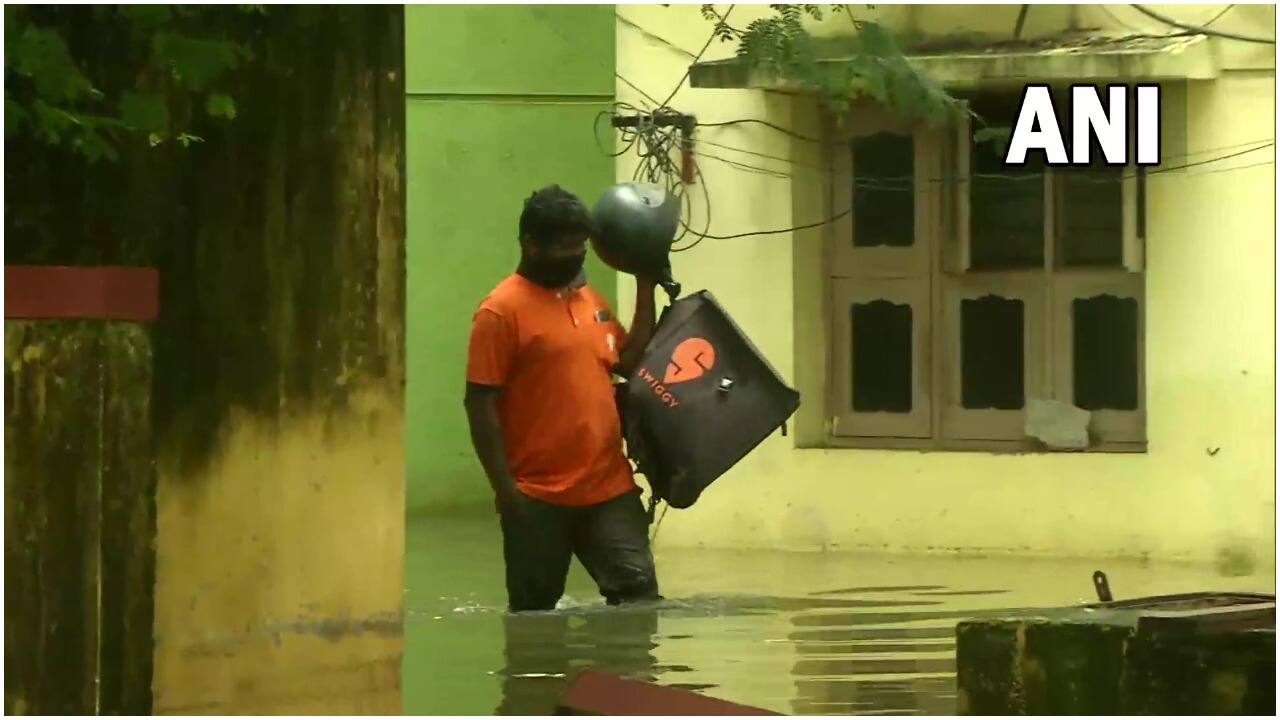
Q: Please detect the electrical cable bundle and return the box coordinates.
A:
[602,5,1275,250]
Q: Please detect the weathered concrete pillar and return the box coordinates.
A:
[5,265,160,715]
[5,6,405,714]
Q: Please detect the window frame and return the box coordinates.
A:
[823,98,1147,453]
[830,126,933,279]
[1050,272,1147,443]
[829,277,933,439]
[939,273,1049,442]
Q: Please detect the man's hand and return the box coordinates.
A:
[494,483,529,516]
[616,276,658,378]
[465,382,527,516]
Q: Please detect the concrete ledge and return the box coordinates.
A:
[956,596,1276,715]
[690,33,1217,91]
[5,266,159,322]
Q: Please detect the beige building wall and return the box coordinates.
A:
[615,4,1275,570]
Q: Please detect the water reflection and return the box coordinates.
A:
[786,612,958,715]
[496,606,659,715]
[406,515,1276,716]
[488,594,971,715]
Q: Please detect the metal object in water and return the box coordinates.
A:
[1093,570,1113,602]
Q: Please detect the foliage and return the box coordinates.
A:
[4,5,265,162]
[702,4,966,127]
[973,125,1014,155]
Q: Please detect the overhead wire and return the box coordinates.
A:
[1203,4,1238,28]
[684,206,853,242]
[695,148,794,180]
[1177,158,1275,178]
[656,4,735,110]
[699,134,1276,174]
[696,141,1274,187]
[1095,4,1182,36]
[673,158,714,253]
[601,7,1271,246]
[600,120,1272,244]
[615,13,698,59]
[1087,4,1239,40]
[648,502,669,544]
[612,5,735,248]
[1147,141,1276,176]
[679,142,1273,242]
[610,4,861,246]
[697,118,822,144]
[1130,4,1275,43]
[623,111,701,246]
[595,101,648,158]
[615,73,662,108]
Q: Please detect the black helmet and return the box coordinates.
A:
[592,182,681,284]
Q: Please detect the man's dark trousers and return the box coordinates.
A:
[499,489,659,612]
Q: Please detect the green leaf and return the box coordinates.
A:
[973,126,1012,143]
[119,5,173,31]
[5,5,25,50]
[5,98,29,136]
[151,32,243,92]
[73,128,119,163]
[205,93,237,120]
[119,92,169,133]
[12,25,97,103]
[857,21,900,59]
[709,4,961,128]
[31,100,76,141]
[920,86,952,125]
[857,61,888,103]
[974,125,1013,154]
[5,8,257,160]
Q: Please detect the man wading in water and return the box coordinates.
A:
[464,185,660,612]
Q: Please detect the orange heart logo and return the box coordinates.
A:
[664,337,716,384]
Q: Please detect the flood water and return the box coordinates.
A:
[404,509,1274,715]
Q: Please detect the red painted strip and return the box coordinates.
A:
[5,266,159,322]
[558,671,782,716]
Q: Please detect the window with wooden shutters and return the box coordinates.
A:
[939,275,1047,442]
[825,87,1147,451]
[831,278,931,438]
[827,109,938,440]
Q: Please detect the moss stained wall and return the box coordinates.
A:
[956,614,1276,715]
[5,6,406,714]
[4,322,156,715]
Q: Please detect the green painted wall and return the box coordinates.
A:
[405,5,617,512]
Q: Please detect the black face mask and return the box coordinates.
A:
[523,251,586,289]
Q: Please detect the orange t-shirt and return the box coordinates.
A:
[466,274,637,507]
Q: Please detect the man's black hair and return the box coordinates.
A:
[518,185,595,248]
